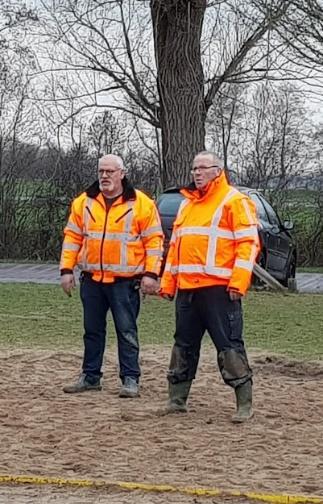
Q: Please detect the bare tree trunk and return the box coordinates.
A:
[151,0,206,188]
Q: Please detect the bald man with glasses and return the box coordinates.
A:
[160,151,260,423]
[60,154,163,398]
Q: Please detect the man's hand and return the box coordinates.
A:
[140,276,159,295]
[61,273,75,297]
[228,289,242,301]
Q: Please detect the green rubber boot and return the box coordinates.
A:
[232,380,253,423]
[166,381,192,414]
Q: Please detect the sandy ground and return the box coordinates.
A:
[1,347,323,503]
[0,485,256,504]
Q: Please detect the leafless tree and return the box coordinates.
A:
[31,0,295,187]
[87,110,127,158]
[256,0,323,71]
[207,82,314,188]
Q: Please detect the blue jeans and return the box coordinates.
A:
[80,275,140,383]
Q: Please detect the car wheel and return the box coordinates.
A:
[252,251,267,288]
[281,254,296,288]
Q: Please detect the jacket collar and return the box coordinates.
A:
[85,177,136,202]
[181,170,229,201]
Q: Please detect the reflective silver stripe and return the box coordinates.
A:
[248,242,259,264]
[216,229,235,239]
[153,205,162,225]
[62,243,80,252]
[177,227,234,239]
[168,200,189,245]
[86,231,139,242]
[169,231,177,244]
[233,231,259,275]
[241,198,255,224]
[82,197,93,270]
[234,226,259,239]
[86,231,103,239]
[146,251,161,273]
[171,264,232,277]
[141,225,163,237]
[177,226,208,237]
[206,188,238,268]
[177,198,190,216]
[146,249,163,257]
[121,202,135,267]
[235,259,254,272]
[208,266,232,277]
[171,198,189,251]
[107,264,144,273]
[82,263,145,273]
[164,262,172,273]
[66,222,83,235]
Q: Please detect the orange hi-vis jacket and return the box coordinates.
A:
[60,179,164,283]
[160,172,260,297]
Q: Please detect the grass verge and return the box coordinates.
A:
[297,266,323,274]
[0,283,322,358]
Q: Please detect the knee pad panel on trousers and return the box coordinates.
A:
[167,345,199,384]
[218,348,252,388]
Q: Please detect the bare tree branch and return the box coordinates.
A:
[204,1,293,109]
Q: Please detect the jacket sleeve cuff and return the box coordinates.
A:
[143,271,158,280]
[60,268,73,276]
[227,284,246,296]
[159,287,176,297]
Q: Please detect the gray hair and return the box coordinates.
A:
[98,154,125,170]
[194,151,224,169]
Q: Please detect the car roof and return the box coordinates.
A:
[161,186,260,195]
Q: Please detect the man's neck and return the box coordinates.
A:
[102,190,123,199]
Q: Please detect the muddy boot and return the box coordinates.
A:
[232,380,253,423]
[165,381,192,414]
[63,373,102,394]
[119,376,140,398]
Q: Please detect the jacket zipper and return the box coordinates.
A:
[99,201,109,282]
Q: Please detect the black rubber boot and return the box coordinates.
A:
[232,380,253,423]
[165,381,192,413]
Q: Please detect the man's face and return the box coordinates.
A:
[192,154,222,189]
[98,157,124,196]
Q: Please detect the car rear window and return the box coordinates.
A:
[157,193,184,215]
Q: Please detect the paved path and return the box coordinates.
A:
[294,272,323,294]
[0,263,60,284]
[0,263,322,293]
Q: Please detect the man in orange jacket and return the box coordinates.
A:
[160,151,260,422]
[60,154,163,397]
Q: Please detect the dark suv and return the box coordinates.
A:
[157,187,297,286]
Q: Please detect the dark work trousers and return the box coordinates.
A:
[80,275,140,383]
[168,285,252,388]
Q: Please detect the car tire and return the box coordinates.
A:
[252,251,267,288]
[281,253,296,288]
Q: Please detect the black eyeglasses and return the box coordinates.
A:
[190,165,220,174]
[99,169,121,176]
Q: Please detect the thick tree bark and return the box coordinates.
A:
[151,0,207,188]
